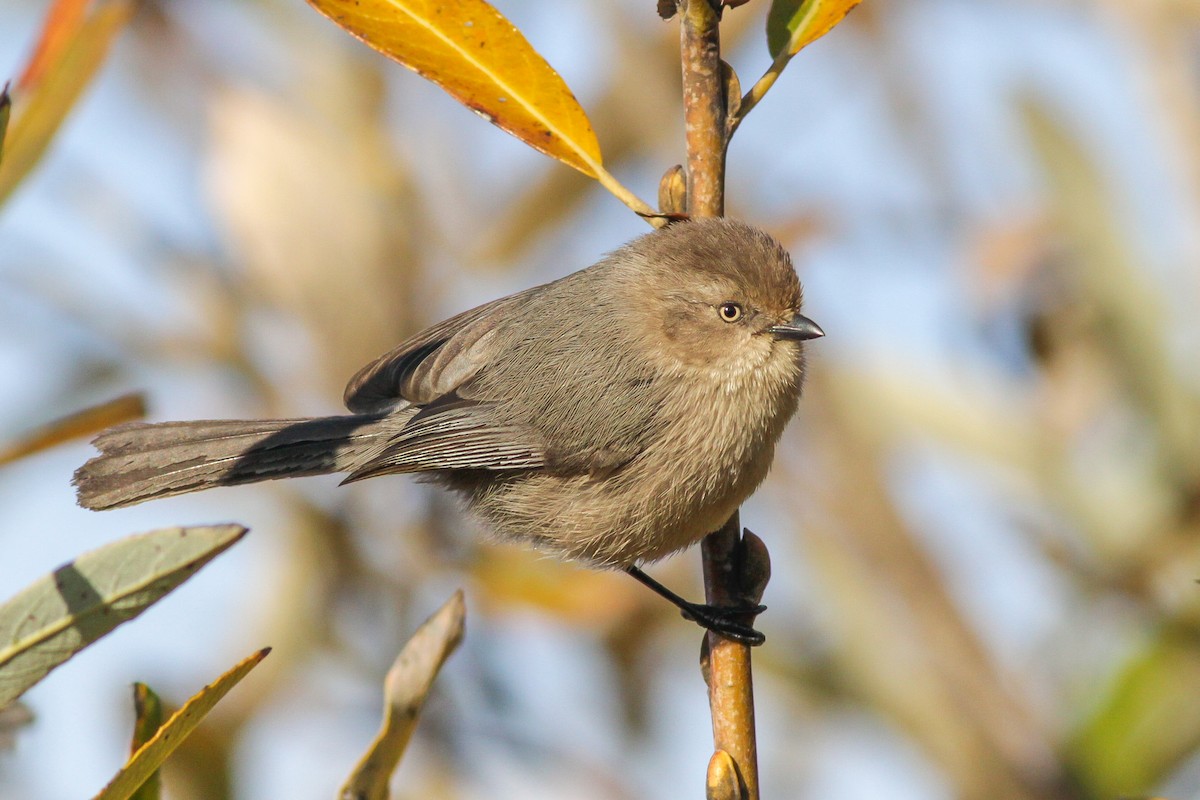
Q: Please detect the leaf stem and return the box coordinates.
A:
[728,46,795,139]
[592,162,666,227]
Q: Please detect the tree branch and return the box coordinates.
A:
[680,0,726,218]
[700,515,769,800]
[678,3,766,797]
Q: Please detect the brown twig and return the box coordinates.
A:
[700,515,769,800]
[678,4,764,796]
[680,0,727,219]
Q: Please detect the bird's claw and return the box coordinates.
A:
[680,602,767,646]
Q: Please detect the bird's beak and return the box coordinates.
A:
[769,313,824,341]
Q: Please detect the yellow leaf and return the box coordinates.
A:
[0,0,132,205]
[0,393,145,466]
[767,0,863,58]
[339,591,465,800]
[17,0,92,91]
[473,547,639,626]
[305,0,602,177]
[92,648,270,800]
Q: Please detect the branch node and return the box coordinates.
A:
[706,749,746,800]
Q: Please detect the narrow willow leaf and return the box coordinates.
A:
[0,393,146,466]
[305,0,602,178]
[1022,100,1200,485]
[339,591,465,800]
[128,684,164,800]
[17,0,91,91]
[767,0,862,58]
[93,649,270,800]
[0,0,132,205]
[0,525,247,707]
[1068,631,1200,795]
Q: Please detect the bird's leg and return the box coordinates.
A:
[624,565,766,646]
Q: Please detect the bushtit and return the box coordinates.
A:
[75,218,822,643]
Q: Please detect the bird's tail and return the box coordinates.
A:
[74,414,403,510]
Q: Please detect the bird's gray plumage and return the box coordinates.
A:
[74,217,815,568]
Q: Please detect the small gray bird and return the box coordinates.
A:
[74,218,822,643]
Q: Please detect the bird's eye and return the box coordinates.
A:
[718,302,743,323]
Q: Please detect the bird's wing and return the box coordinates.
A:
[344,287,540,413]
[342,288,551,474]
[342,274,663,478]
[341,392,545,481]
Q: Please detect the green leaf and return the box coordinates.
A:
[128,683,164,800]
[0,524,248,707]
[1069,631,1200,795]
[93,648,269,800]
[767,0,862,59]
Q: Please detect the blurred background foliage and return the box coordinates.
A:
[1,0,1199,798]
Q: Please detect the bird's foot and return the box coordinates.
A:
[679,601,767,646]
[624,565,767,646]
